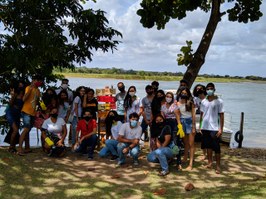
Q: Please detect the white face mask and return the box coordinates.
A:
[61,84,68,90]
[129,91,135,97]
[165,97,172,103]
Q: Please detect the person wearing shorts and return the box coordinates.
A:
[177,87,196,170]
[200,83,224,174]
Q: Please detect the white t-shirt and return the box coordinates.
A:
[42,117,66,138]
[200,98,224,131]
[111,121,123,140]
[178,103,192,118]
[118,123,142,140]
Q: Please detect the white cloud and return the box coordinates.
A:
[84,0,266,77]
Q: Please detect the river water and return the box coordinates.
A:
[1,77,265,148]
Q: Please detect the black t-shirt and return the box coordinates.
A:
[157,125,172,144]
[84,98,98,119]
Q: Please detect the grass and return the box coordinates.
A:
[55,72,256,83]
[0,145,266,199]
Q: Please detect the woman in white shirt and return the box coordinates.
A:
[177,87,196,170]
[41,107,67,157]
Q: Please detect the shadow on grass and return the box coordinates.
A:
[0,146,266,199]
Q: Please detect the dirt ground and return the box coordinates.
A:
[1,142,266,198]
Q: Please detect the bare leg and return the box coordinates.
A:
[25,131,31,152]
[215,153,221,174]
[182,136,189,163]
[18,127,30,154]
[187,133,195,170]
[10,123,19,150]
[206,149,213,168]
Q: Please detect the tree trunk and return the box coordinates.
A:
[183,0,222,89]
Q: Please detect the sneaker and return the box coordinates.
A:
[88,156,93,160]
[110,155,119,161]
[117,161,125,166]
[133,160,139,166]
[158,170,170,176]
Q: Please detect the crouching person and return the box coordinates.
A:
[41,107,67,157]
[117,112,142,166]
[147,114,178,176]
[74,108,97,160]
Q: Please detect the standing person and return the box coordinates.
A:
[161,92,180,136]
[18,75,43,155]
[99,110,122,160]
[83,88,98,120]
[151,81,159,95]
[5,83,24,153]
[124,86,143,122]
[117,112,142,166]
[192,84,207,159]
[71,86,86,148]
[176,79,189,101]
[177,87,196,170]
[147,114,175,176]
[41,107,67,157]
[150,90,166,151]
[115,82,126,122]
[58,90,71,122]
[141,85,154,142]
[55,78,73,103]
[200,83,224,174]
[74,108,98,159]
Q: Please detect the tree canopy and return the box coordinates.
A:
[0,0,122,93]
[137,0,263,88]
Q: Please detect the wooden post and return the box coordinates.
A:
[238,112,244,148]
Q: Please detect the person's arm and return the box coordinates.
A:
[82,94,87,108]
[57,124,67,146]
[22,86,33,102]
[191,103,196,134]
[199,111,203,134]
[217,112,224,137]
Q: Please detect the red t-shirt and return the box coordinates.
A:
[76,119,97,139]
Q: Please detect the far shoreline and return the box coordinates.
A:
[57,72,266,83]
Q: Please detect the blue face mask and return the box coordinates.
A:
[207,89,214,96]
[130,120,138,127]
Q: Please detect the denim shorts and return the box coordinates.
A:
[181,117,192,134]
[21,112,34,129]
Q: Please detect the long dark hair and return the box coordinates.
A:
[180,87,193,112]
[58,90,69,105]
[105,110,119,138]
[124,86,136,109]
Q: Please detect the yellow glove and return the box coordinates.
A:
[45,137,54,147]
[40,100,47,111]
[177,123,185,138]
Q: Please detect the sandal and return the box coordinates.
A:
[158,170,169,176]
[8,148,17,154]
[16,151,26,156]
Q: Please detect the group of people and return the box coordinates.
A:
[4,76,224,176]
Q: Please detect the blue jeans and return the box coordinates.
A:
[99,139,119,157]
[117,142,140,164]
[71,116,78,145]
[147,147,173,172]
[75,134,97,158]
[181,117,192,134]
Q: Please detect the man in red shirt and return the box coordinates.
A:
[75,108,97,159]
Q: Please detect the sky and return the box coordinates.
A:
[83,0,266,77]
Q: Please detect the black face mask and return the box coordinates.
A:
[180,94,188,100]
[147,91,153,95]
[84,116,92,121]
[157,96,164,101]
[118,86,125,92]
[50,113,58,118]
[156,121,165,129]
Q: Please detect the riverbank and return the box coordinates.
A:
[56,72,263,83]
[1,143,265,198]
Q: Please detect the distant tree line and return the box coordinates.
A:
[54,67,266,81]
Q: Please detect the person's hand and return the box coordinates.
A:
[122,147,130,154]
[57,139,64,147]
[216,129,222,138]
[192,127,196,134]
[177,123,185,138]
[198,129,202,134]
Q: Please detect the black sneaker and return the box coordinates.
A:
[110,155,118,161]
